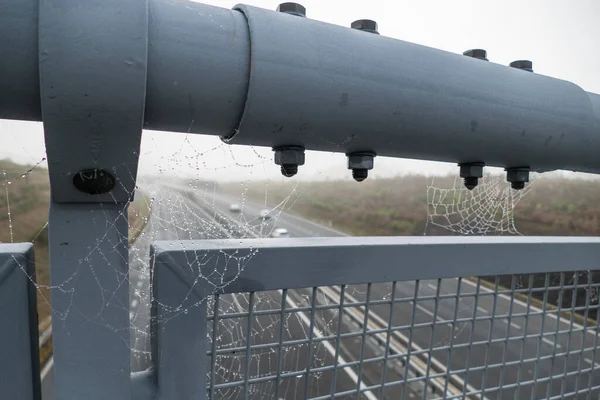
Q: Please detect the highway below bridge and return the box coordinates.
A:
[42,184,600,399]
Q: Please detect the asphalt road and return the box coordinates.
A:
[207,190,600,399]
[42,184,600,399]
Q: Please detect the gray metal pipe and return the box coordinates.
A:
[0,0,249,137]
[2,0,600,174]
[144,0,250,136]
[228,5,600,174]
[0,0,41,122]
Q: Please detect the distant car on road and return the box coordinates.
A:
[259,209,272,220]
[270,228,289,238]
[229,203,241,213]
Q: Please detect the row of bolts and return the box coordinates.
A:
[272,2,531,190]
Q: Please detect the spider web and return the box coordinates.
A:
[0,141,539,399]
[425,174,535,236]
[4,125,581,400]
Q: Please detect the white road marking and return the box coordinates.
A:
[285,292,378,400]
[507,321,522,330]
[41,356,54,381]
[427,283,438,291]
[462,279,597,336]
[477,306,488,314]
[584,358,600,368]
[231,293,245,314]
[542,337,562,349]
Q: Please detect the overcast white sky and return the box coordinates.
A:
[1,0,599,182]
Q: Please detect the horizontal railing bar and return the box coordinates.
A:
[208,302,599,324]
[209,322,599,356]
[211,355,599,396]
[208,304,599,329]
[153,237,600,296]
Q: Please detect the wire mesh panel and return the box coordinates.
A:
[151,237,600,400]
[202,273,600,400]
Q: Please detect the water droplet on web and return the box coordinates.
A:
[184,309,188,314]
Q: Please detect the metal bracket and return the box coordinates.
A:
[39,0,148,203]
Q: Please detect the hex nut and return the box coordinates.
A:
[351,19,379,34]
[274,147,305,166]
[459,163,484,178]
[463,49,488,61]
[510,60,533,72]
[276,2,306,17]
[506,167,530,183]
[347,153,375,170]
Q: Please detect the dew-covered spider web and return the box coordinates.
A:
[4,121,600,400]
[425,173,535,236]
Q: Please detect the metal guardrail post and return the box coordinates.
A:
[38,0,148,398]
[0,244,40,400]
[150,248,208,399]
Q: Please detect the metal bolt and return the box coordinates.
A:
[276,2,306,17]
[273,146,305,178]
[73,168,116,195]
[510,60,533,72]
[459,162,484,190]
[506,167,530,190]
[347,152,375,182]
[351,19,379,35]
[463,49,488,61]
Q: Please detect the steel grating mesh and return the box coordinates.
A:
[204,273,600,399]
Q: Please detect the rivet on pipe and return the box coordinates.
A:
[463,49,488,61]
[276,2,306,17]
[351,19,379,35]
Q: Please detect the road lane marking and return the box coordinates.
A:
[319,287,481,398]
[427,283,438,291]
[461,279,597,336]
[41,356,54,381]
[477,306,488,314]
[542,337,562,349]
[285,291,378,400]
[507,321,522,330]
[205,199,481,399]
[584,358,600,368]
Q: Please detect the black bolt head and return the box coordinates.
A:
[351,19,379,34]
[73,168,116,195]
[281,164,298,177]
[463,49,488,61]
[511,181,525,190]
[276,2,306,17]
[510,60,533,72]
[352,169,369,182]
[464,177,478,190]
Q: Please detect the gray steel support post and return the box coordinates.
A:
[38,0,148,399]
[150,249,208,399]
[48,204,132,399]
[0,244,40,400]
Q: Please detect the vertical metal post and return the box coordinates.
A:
[49,203,131,399]
[151,249,208,400]
[39,0,148,396]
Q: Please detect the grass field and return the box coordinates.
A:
[0,160,151,331]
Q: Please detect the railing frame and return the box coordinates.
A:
[147,236,600,399]
[0,243,40,400]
